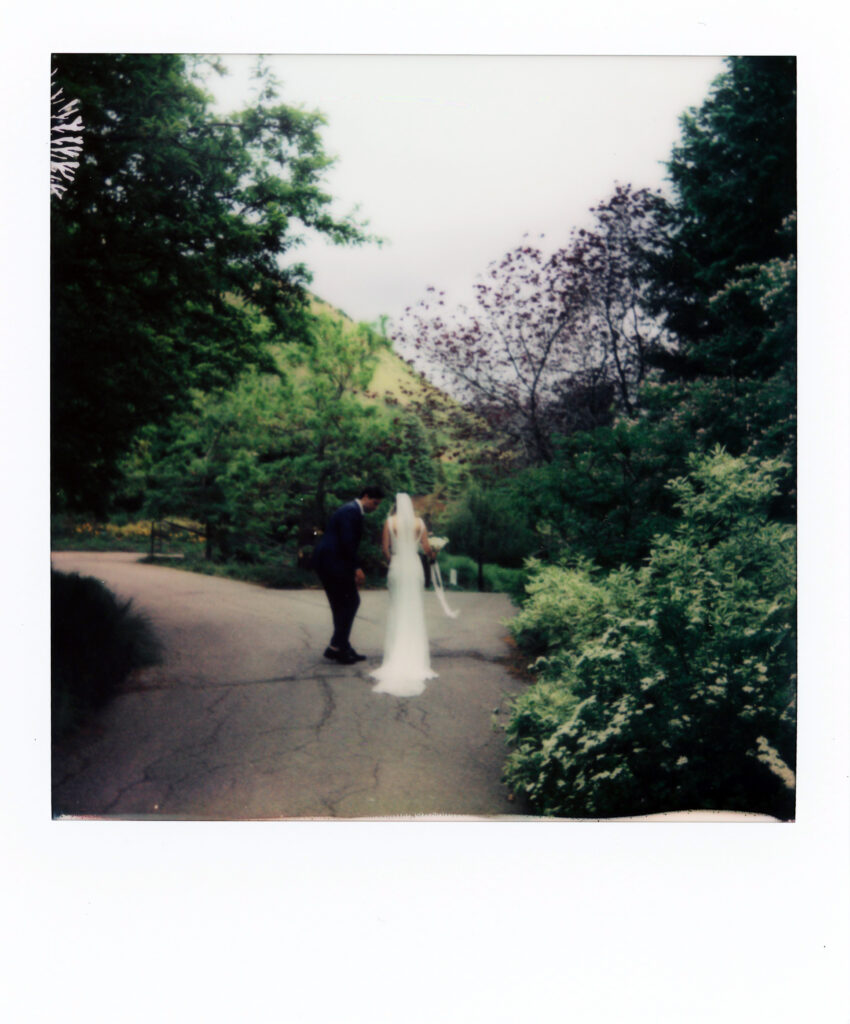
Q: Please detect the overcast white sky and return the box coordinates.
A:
[206,55,725,327]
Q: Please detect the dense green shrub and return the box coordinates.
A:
[482,563,526,599]
[170,552,317,590]
[442,484,536,590]
[505,418,687,570]
[503,449,796,819]
[52,570,162,737]
[253,563,316,589]
[437,553,524,595]
[438,553,478,589]
[509,556,624,655]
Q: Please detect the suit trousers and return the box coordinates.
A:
[317,571,360,650]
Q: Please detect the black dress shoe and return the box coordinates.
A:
[323,646,358,665]
[346,648,368,662]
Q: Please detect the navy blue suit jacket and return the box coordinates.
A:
[312,501,364,579]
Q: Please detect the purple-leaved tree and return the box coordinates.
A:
[394,184,673,465]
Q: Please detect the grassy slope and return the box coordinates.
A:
[307,295,452,410]
[305,295,482,467]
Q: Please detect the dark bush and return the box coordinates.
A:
[251,563,314,589]
[51,570,162,736]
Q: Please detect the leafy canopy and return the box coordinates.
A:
[128,313,435,567]
[52,54,373,513]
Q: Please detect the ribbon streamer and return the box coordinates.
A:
[431,559,459,619]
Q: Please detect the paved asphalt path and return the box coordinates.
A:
[52,552,532,820]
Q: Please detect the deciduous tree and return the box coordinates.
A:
[443,484,534,591]
[131,314,433,564]
[394,185,670,464]
[52,54,373,513]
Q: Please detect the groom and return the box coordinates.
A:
[312,485,384,665]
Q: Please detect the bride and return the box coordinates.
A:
[370,493,438,697]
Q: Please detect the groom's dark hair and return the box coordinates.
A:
[359,484,385,500]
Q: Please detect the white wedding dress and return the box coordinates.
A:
[370,494,437,697]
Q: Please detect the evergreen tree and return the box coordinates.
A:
[649,56,796,367]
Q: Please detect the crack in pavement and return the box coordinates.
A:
[348,704,370,747]
[319,795,338,817]
[297,622,314,651]
[52,753,94,792]
[428,648,507,663]
[319,782,379,818]
[122,674,302,693]
[394,701,430,738]
[198,714,227,754]
[314,678,336,737]
[102,768,162,813]
[206,689,231,714]
[139,718,335,794]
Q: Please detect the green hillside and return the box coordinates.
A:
[307,295,450,408]
[305,294,481,467]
